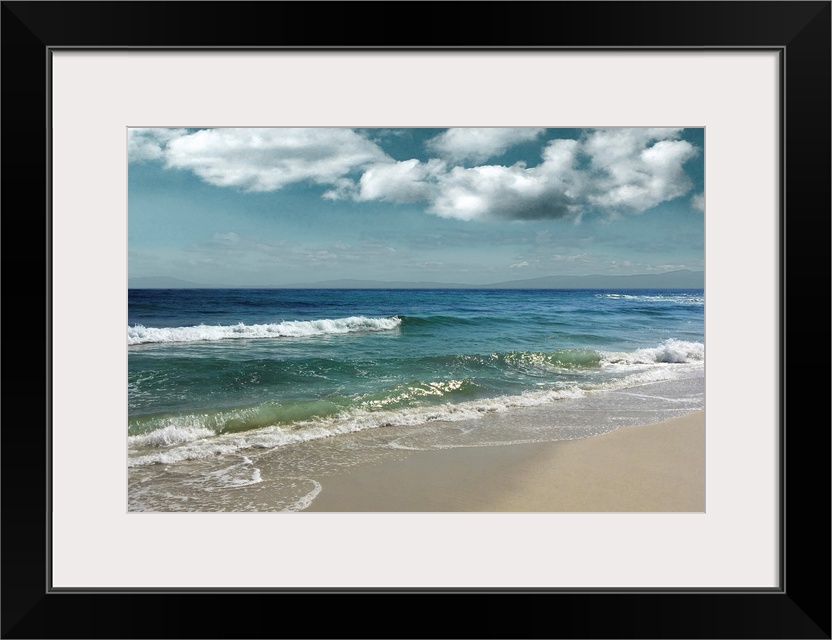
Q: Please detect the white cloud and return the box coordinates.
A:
[427,128,545,163]
[134,127,700,224]
[355,159,446,203]
[128,128,188,162]
[585,130,697,210]
[691,192,705,212]
[428,139,585,220]
[354,129,698,222]
[163,128,390,191]
[510,261,530,269]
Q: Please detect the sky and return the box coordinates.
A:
[128,127,704,286]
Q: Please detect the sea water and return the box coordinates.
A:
[127,288,704,511]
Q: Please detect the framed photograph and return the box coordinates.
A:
[124,123,707,517]
[3,2,829,638]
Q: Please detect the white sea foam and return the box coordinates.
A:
[600,293,704,304]
[128,316,402,345]
[128,424,215,447]
[283,479,322,512]
[202,457,263,490]
[600,339,704,365]
[127,386,589,466]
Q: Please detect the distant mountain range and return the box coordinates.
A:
[129,269,704,290]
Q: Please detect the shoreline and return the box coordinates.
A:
[303,410,704,512]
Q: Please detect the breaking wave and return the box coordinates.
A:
[128,316,402,345]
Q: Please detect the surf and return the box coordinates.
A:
[128,315,402,345]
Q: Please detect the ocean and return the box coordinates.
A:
[127,288,704,512]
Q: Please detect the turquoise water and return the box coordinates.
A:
[127,288,704,511]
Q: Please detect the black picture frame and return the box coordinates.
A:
[2,2,829,638]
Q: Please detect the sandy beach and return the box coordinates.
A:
[304,410,704,512]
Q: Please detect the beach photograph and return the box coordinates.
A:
[128,127,705,513]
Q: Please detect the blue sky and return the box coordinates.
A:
[128,127,704,286]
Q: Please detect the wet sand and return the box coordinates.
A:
[304,411,704,512]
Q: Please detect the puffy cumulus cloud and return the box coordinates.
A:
[163,128,390,191]
[583,129,697,210]
[128,128,188,162]
[350,138,584,221]
[584,128,681,166]
[427,128,545,163]
[134,127,700,224]
[430,139,586,220]
[430,163,578,221]
[350,129,699,222]
[354,159,446,203]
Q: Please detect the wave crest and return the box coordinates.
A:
[128,316,401,345]
[601,339,704,365]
